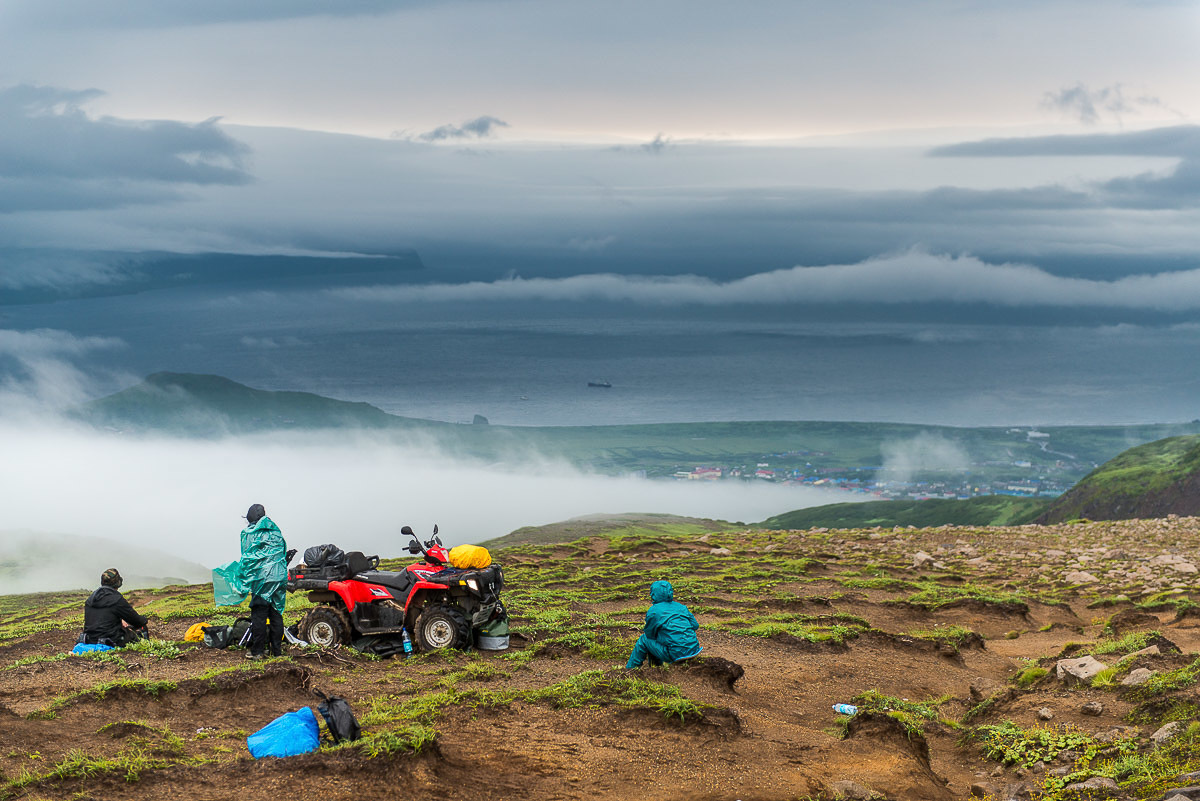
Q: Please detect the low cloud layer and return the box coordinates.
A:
[333,250,1200,312]
[879,433,970,484]
[0,421,843,575]
[0,84,250,212]
[0,328,126,414]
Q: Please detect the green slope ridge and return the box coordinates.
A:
[481,513,729,548]
[1037,434,1200,523]
[760,495,1051,530]
[74,372,443,434]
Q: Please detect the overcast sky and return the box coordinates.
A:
[2,0,1200,304]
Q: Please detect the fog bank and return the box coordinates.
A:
[0,421,847,574]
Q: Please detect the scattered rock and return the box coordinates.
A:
[1055,749,1080,765]
[970,677,999,703]
[1162,790,1200,801]
[1037,707,1054,720]
[969,782,996,798]
[1081,701,1104,716]
[1121,667,1154,686]
[709,547,732,556]
[1063,776,1118,792]
[1056,655,1107,685]
[1000,782,1032,801]
[912,550,936,569]
[1154,721,1185,746]
[828,780,873,800]
[1129,644,1163,659]
[1094,726,1133,743]
[1063,570,1099,584]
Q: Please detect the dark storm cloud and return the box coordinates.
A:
[0,85,251,212]
[417,116,510,142]
[3,0,441,28]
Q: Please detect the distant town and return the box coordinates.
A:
[663,428,1081,500]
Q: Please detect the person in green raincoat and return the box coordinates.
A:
[625,580,702,669]
[240,504,288,659]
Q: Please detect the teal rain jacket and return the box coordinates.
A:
[238,516,288,613]
[643,580,701,661]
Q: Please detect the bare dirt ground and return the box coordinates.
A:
[4,517,1200,800]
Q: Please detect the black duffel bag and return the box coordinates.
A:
[304,544,345,567]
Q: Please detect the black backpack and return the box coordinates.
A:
[315,690,361,743]
[201,616,253,649]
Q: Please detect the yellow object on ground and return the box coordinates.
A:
[184,622,209,642]
[448,544,492,569]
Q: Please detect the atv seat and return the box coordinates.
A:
[343,551,379,576]
[357,570,414,594]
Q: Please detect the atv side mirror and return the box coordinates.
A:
[285,548,297,565]
[401,525,414,536]
[432,523,438,536]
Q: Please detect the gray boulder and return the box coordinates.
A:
[1056,655,1107,685]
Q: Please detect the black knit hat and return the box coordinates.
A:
[101,568,123,589]
[245,504,266,525]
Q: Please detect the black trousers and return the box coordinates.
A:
[249,596,284,657]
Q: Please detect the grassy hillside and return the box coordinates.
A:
[480,513,729,548]
[1038,434,1200,523]
[760,495,1051,530]
[8,519,1200,799]
[74,372,440,435]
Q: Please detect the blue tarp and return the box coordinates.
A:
[247,709,320,759]
[72,643,114,655]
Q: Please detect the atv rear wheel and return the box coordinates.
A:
[415,604,470,651]
[300,606,351,648]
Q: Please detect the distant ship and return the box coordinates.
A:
[587,381,613,388]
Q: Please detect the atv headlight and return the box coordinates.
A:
[465,578,479,592]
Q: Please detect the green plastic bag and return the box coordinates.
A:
[212,560,248,607]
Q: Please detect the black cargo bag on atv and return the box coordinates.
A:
[315,690,361,743]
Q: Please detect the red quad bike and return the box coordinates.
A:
[288,525,504,652]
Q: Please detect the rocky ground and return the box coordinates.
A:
[5,517,1200,800]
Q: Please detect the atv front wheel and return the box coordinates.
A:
[300,606,351,648]
[415,604,470,651]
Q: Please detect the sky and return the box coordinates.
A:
[4,1,1200,570]
[1,0,1198,281]
[2,0,1200,404]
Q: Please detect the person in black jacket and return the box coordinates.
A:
[81,568,149,647]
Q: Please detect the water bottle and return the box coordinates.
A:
[832,703,858,716]
[401,628,413,657]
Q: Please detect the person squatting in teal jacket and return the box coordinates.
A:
[240,504,288,659]
[626,580,702,668]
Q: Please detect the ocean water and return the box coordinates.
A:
[6,287,1200,427]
